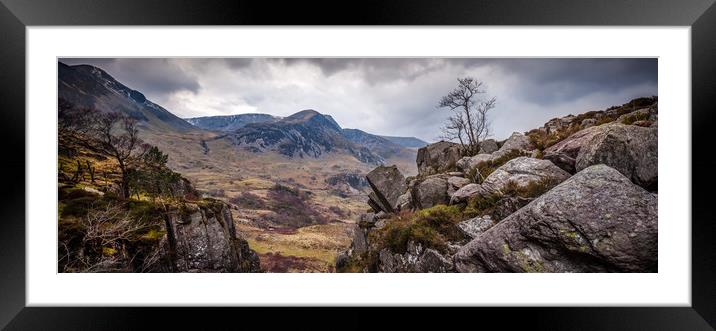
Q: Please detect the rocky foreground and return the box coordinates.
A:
[337,96,658,273]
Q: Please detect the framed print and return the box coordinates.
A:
[1,0,715,329]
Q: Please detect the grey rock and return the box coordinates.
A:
[447,176,471,194]
[479,139,499,154]
[351,226,368,254]
[543,124,606,173]
[366,165,407,213]
[454,165,658,273]
[449,183,485,205]
[416,141,462,176]
[396,192,413,211]
[480,157,571,195]
[411,175,450,209]
[575,123,657,191]
[458,216,496,239]
[164,202,260,272]
[378,241,452,272]
[456,154,494,173]
[497,132,533,153]
[581,118,597,128]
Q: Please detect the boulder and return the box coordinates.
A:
[449,183,485,205]
[163,202,261,272]
[378,241,452,272]
[410,175,450,209]
[357,212,377,228]
[480,157,571,195]
[366,165,407,213]
[395,192,413,211]
[368,192,389,214]
[350,226,368,254]
[479,139,499,154]
[497,132,533,153]
[447,176,471,196]
[575,123,657,191]
[581,118,596,128]
[416,141,462,176]
[543,124,605,173]
[454,165,658,273]
[457,216,496,239]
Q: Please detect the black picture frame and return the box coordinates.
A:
[1,0,714,329]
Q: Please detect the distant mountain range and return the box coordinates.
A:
[187,114,429,149]
[58,62,427,165]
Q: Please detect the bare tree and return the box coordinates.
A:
[439,77,497,155]
[91,112,148,199]
[59,100,147,198]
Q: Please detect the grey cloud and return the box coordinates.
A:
[59,58,201,97]
[59,57,657,141]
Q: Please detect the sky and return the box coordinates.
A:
[59,58,657,142]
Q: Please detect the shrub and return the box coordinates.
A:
[230,191,267,210]
[621,111,651,125]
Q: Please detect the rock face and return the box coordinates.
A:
[575,123,657,191]
[366,165,407,213]
[410,175,450,209]
[480,157,571,195]
[543,125,604,173]
[416,141,462,176]
[454,165,658,273]
[163,201,261,272]
[378,241,452,272]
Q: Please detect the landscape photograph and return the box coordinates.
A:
[57,57,658,273]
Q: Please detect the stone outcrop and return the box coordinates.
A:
[162,201,261,272]
[479,157,571,195]
[416,141,462,176]
[378,241,452,273]
[575,123,657,191]
[366,165,407,213]
[454,165,657,273]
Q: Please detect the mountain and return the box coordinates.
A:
[342,128,405,159]
[185,113,280,132]
[224,109,385,164]
[379,135,429,148]
[58,62,194,132]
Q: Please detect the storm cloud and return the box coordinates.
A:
[59,57,657,141]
